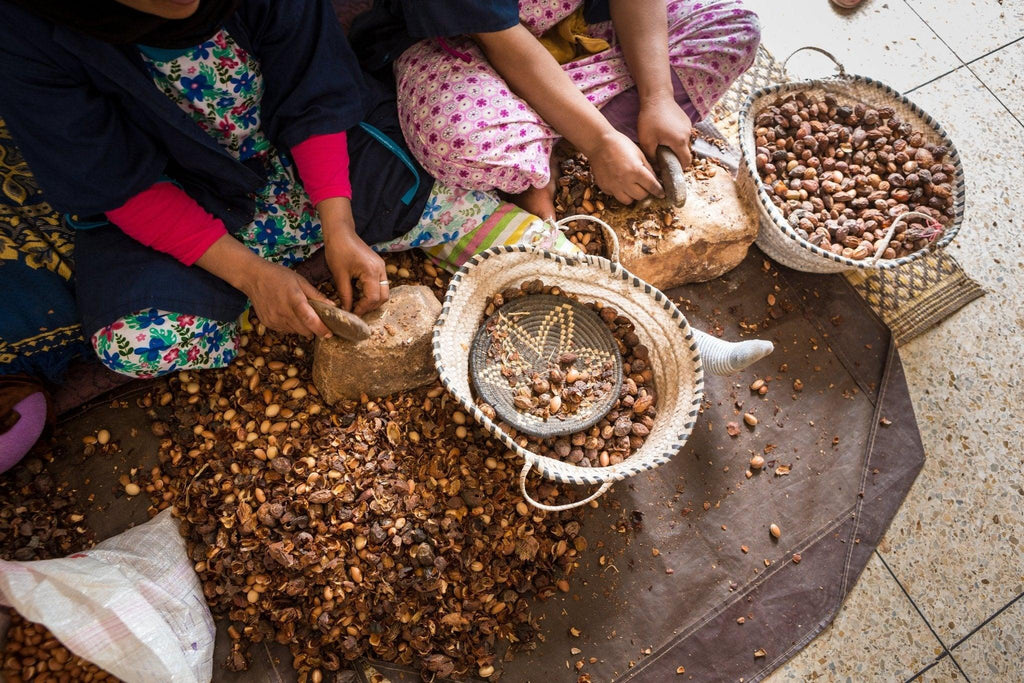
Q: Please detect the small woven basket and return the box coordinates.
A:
[737,47,966,274]
[433,218,705,511]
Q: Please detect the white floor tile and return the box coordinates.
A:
[951,596,1024,681]
[766,555,944,681]
[906,0,1024,63]
[745,0,960,92]
[876,66,1024,644]
[969,38,1024,121]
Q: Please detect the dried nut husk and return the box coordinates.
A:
[144,259,595,681]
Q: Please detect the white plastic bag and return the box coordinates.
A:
[0,509,214,683]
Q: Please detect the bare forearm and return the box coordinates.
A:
[610,0,673,104]
[195,233,266,294]
[473,24,615,157]
[315,196,358,243]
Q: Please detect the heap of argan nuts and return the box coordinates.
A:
[143,315,590,682]
[2,613,118,683]
[754,92,955,259]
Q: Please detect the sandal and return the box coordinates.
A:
[0,376,52,473]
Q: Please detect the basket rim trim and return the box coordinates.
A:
[737,72,965,270]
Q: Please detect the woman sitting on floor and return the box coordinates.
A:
[350,0,761,219]
[0,0,559,385]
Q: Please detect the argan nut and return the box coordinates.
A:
[770,523,781,539]
[96,429,111,445]
[749,379,765,392]
[743,413,758,426]
[479,665,495,678]
[749,454,765,470]
[124,483,141,496]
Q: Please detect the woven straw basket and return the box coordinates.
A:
[737,47,966,274]
[433,217,774,511]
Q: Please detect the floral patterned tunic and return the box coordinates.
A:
[139,28,322,266]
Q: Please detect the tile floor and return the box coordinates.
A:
[745,0,1024,680]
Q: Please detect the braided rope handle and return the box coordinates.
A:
[553,214,621,263]
[782,46,848,77]
[869,210,941,264]
[519,459,614,512]
[788,209,940,265]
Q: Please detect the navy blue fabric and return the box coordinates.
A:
[74,81,432,335]
[0,112,88,384]
[584,0,612,24]
[0,0,368,230]
[350,0,612,76]
[73,225,251,337]
[349,0,518,76]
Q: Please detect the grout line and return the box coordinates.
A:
[948,589,1024,651]
[904,65,964,95]
[963,35,1024,67]
[962,61,1024,129]
[875,550,971,681]
[905,590,1024,680]
[900,1,1024,127]
[904,658,943,683]
[901,0,967,67]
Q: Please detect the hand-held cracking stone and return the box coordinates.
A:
[656,145,687,207]
[307,299,371,341]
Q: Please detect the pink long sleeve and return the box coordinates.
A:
[291,132,352,207]
[105,182,227,266]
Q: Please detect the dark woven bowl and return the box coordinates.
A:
[469,294,623,439]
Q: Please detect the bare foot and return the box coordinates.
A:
[510,182,556,222]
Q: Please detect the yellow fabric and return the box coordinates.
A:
[537,7,610,65]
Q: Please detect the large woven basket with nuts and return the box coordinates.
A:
[433,217,774,511]
[737,48,966,274]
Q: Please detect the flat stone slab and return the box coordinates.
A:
[605,169,759,288]
[313,285,441,403]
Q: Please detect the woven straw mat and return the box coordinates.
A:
[713,46,984,345]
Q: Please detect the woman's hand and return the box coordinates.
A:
[636,95,693,168]
[324,229,389,316]
[318,197,388,317]
[241,260,333,338]
[196,233,331,338]
[583,130,665,205]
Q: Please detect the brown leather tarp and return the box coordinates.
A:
[211,250,924,682]
[16,244,921,683]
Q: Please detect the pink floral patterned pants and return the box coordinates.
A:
[395,0,760,195]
